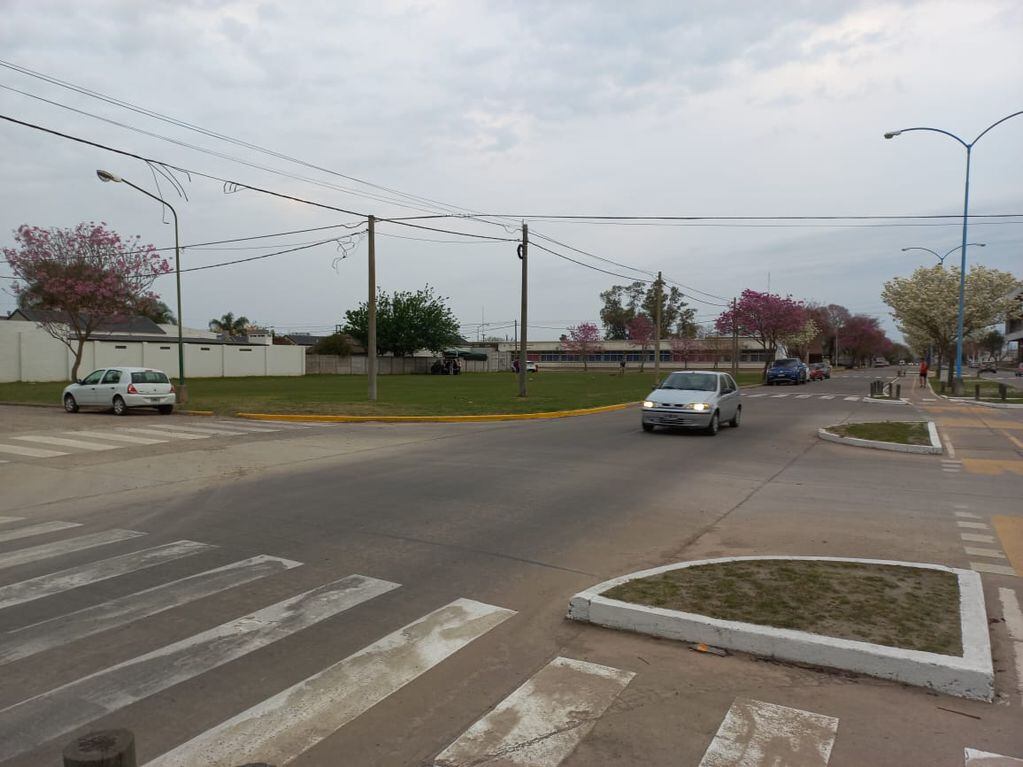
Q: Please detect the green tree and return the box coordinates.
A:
[599,280,695,339]
[977,328,1005,362]
[343,285,462,356]
[209,312,250,337]
[311,332,353,356]
[137,297,176,324]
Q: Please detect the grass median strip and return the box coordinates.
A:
[831,420,930,445]
[604,559,961,655]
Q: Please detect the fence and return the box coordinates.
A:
[305,352,512,375]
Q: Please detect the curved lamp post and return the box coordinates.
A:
[884,110,1023,392]
[901,243,985,266]
[96,170,186,402]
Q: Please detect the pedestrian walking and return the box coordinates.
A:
[619,357,626,376]
[917,359,928,388]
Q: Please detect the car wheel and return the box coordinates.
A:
[158,405,174,415]
[63,394,79,413]
[705,411,719,436]
[112,395,128,416]
[642,422,654,432]
[729,407,741,428]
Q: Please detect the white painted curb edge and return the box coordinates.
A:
[568,556,992,701]
[817,423,942,455]
[947,398,1023,410]
[863,396,910,406]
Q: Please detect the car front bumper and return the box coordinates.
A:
[124,393,176,407]
[642,408,714,428]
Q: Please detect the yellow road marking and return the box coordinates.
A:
[1002,431,1023,451]
[962,458,1023,476]
[935,418,1023,429]
[992,516,1023,576]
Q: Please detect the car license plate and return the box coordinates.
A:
[147,397,161,402]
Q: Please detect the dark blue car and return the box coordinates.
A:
[766,358,807,385]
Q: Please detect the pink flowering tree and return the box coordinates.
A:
[561,322,602,371]
[3,222,171,380]
[670,335,698,369]
[715,290,807,378]
[626,314,655,371]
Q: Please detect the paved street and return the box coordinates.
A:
[1,372,1022,766]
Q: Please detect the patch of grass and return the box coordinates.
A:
[831,421,931,445]
[952,377,1023,403]
[604,560,962,655]
[0,370,762,416]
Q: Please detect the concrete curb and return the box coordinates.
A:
[237,401,636,424]
[568,556,992,700]
[944,398,1023,410]
[863,397,910,406]
[817,422,942,455]
[0,401,62,409]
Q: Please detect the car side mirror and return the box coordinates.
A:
[75,379,82,385]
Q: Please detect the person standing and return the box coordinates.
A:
[918,359,929,388]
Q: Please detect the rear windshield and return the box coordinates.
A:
[771,359,799,368]
[131,371,169,384]
[661,372,718,391]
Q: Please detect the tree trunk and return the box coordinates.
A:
[638,348,646,372]
[70,338,86,382]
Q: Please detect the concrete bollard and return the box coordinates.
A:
[1000,383,1007,401]
[940,381,946,395]
[896,383,901,400]
[63,730,135,767]
[975,384,981,401]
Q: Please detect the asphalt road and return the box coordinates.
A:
[0,372,1021,766]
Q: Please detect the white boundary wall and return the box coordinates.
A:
[0,322,304,382]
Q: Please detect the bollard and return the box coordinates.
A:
[896,383,901,400]
[1000,383,1007,402]
[63,730,135,767]
[940,381,946,395]
[975,384,981,401]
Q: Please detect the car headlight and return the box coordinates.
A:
[643,400,655,408]
[690,402,711,411]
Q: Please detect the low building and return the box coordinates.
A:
[486,336,776,369]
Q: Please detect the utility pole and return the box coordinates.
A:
[367,215,377,401]
[518,223,528,397]
[653,271,662,383]
[730,297,739,379]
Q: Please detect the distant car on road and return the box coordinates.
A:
[766,358,807,385]
[874,357,889,367]
[63,367,176,415]
[978,363,998,374]
[526,361,539,373]
[1017,364,1023,377]
[642,370,741,436]
[808,362,831,381]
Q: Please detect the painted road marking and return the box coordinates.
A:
[770,393,790,398]
[944,433,957,458]
[434,656,634,767]
[207,421,280,432]
[819,395,835,400]
[138,423,256,436]
[68,430,167,445]
[746,394,766,398]
[999,588,1023,642]
[970,562,1017,576]
[1003,431,1023,451]
[0,443,68,458]
[0,540,214,611]
[699,698,838,767]
[146,598,515,767]
[844,396,860,401]
[964,547,1007,559]
[958,522,991,530]
[993,516,1023,576]
[0,574,399,761]
[955,512,982,519]
[964,747,1023,765]
[12,435,119,451]
[0,530,146,571]
[0,520,81,544]
[0,516,25,527]
[795,394,812,399]
[961,534,996,544]
[953,504,971,510]
[117,428,209,440]
[0,555,302,666]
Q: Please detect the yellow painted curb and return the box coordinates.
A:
[236,401,637,424]
[181,410,215,416]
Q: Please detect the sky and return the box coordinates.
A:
[0,0,1021,342]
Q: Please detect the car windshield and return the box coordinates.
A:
[131,371,169,384]
[660,373,717,391]
[771,359,799,368]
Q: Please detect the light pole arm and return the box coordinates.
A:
[971,109,1023,144]
[887,126,969,147]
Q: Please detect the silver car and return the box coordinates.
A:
[62,366,176,415]
[641,370,741,435]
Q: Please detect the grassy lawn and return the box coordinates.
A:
[604,559,961,655]
[0,369,764,416]
[831,421,931,445]
[953,376,1023,404]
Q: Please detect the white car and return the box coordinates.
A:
[63,366,176,415]
[642,370,741,436]
[526,361,539,373]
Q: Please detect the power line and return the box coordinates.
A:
[528,241,655,282]
[390,212,1023,223]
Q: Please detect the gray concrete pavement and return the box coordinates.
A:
[0,374,1021,766]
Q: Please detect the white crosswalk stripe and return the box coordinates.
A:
[0,520,81,544]
[971,562,1017,576]
[819,395,835,399]
[964,747,1023,765]
[138,423,264,436]
[207,421,282,433]
[0,516,25,527]
[844,396,861,401]
[116,427,209,440]
[12,435,119,451]
[700,698,839,767]
[746,393,767,398]
[0,540,214,610]
[434,657,633,767]
[0,529,146,571]
[0,554,301,666]
[146,598,514,767]
[0,573,399,760]
[770,393,790,398]
[0,442,68,458]
[795,394,812,399]
[65,430,167,445]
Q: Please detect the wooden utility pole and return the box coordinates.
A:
[653,271,662,383]
[731,297,739,379]
[367,215,377,401]
[518,223,528,397]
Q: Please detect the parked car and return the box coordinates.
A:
[62,367,176,415]
[874,357,889,367]
[1015,364,1023,377]
[526,361,539,373]
[808,362,831,381]
[765,358,807,385]
[978,363,998,374]
[641,370,741,436]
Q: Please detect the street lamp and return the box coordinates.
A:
[96,169,187,402]
[901,243,985,266]
[883,110,1023,393]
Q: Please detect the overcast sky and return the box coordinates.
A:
[1,0,1021,342]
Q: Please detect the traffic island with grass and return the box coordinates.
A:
[818,420,942,454]
[568,556,992,699]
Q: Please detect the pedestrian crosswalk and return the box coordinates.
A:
[0,516,1017,765]
[744,391,865,402]
[0,419,313,463]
